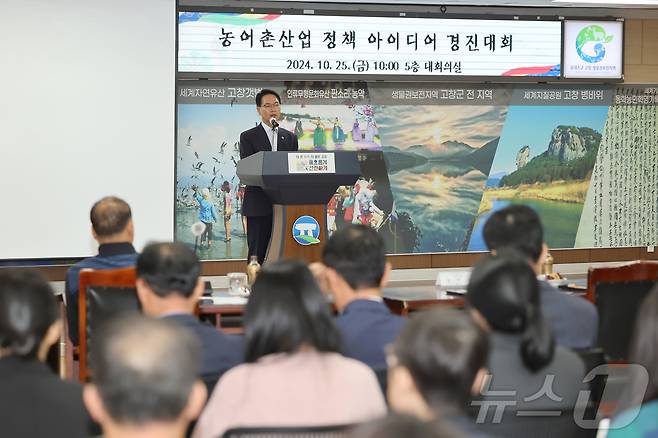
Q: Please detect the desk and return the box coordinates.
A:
[198,280,465,332]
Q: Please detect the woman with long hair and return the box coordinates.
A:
[466,251,585,435]
[0,271,93,437]
[193,260,386,438]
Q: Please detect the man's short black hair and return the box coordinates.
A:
[322,224,386,290]
[393,308,488,408]
[136,242,201,298]
[91,315,200,424]
[255,89,281,107]
[90,196,132,237]
[482,204,544,262]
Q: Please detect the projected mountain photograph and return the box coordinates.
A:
[468,105,609,250]
[377,105,507,253]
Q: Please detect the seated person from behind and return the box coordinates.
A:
[0,271,94,438]
[483,204,598,349]
[193,260,386,438]
[83,315,207,438]
[387,308,491,438]
[136,242,243,378]
[317,224,406,370]
[608,283,658,437]
[466,252,585,424]
[65,196,138,345]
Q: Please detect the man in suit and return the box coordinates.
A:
[135,242,243,378]
[65,196,138,346]
[239,89,299,264]
[483,204,598,349]
[317,224,406,370]
[83,315,207,438]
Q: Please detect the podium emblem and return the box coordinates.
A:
[292,215,321,246]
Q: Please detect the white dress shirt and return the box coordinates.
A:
[260,122,278,151]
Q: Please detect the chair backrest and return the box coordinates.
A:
[78,267,139,382]
[222,424,354,438]
[476,409,581,438]
[586,262,658,362]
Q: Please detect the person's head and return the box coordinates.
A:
[255,88,281,127]
[482,205,547,272]
[221,181,230,193]
[388,309,489,420]
[0,271,60,362]
[244,259,341,362]
[90,196,134,244]
[135,242,203,316]
[321,224,391,309]
[83,315,206,435]
[466,251,555,372]
[201,187,210,199]
[626,284,658,407]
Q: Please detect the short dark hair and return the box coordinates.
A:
[0,271,58,359]
[255,89,281,107]
[91,315,201,424]
[393,308,488,408]
[244,260,341,362]
[136,242,201,298]
[90,196,132,237]
[482,205,544,262]
[322,224,386,290]
[466,251,554,372]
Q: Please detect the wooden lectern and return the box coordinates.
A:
[236,151,360,264]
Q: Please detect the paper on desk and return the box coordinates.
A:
[208,295,248,305]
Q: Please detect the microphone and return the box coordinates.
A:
[269,118,279,129]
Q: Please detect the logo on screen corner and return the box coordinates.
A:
[292,215,321,246]
[576,25,614,64]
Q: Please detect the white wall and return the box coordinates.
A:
[0,0,175,259]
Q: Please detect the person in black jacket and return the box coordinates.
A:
[0,270,94,438]
[239,89,299,264]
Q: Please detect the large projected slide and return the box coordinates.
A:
[1,0,175,260]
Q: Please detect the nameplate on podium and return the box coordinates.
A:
[288,152,336,174]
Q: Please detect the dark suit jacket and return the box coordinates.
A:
[539,280,598,349]
[239,124,299,216]
[164,313,243,377]
[335,299,406,370]
[0,356,94,438]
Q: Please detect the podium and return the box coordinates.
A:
[237,151,360,263]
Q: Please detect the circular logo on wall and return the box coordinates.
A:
[576,25,614,64]
[292,215,321,246]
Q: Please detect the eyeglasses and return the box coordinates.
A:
[260,102,280,109]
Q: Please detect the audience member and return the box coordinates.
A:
[83,315,207,438]
[387,308,490,437]
[483,204,598,349]
[136,242,242,378]
[466,252,585,426]
[608,283,658,437]
[319,224,406,370]
[350,413,465,438]
[0,271,94,437]
[65,196,139,345]
[193,260,386,438]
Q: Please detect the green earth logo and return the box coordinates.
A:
[576,25,614,64]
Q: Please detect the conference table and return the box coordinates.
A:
[198,277,588,333]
